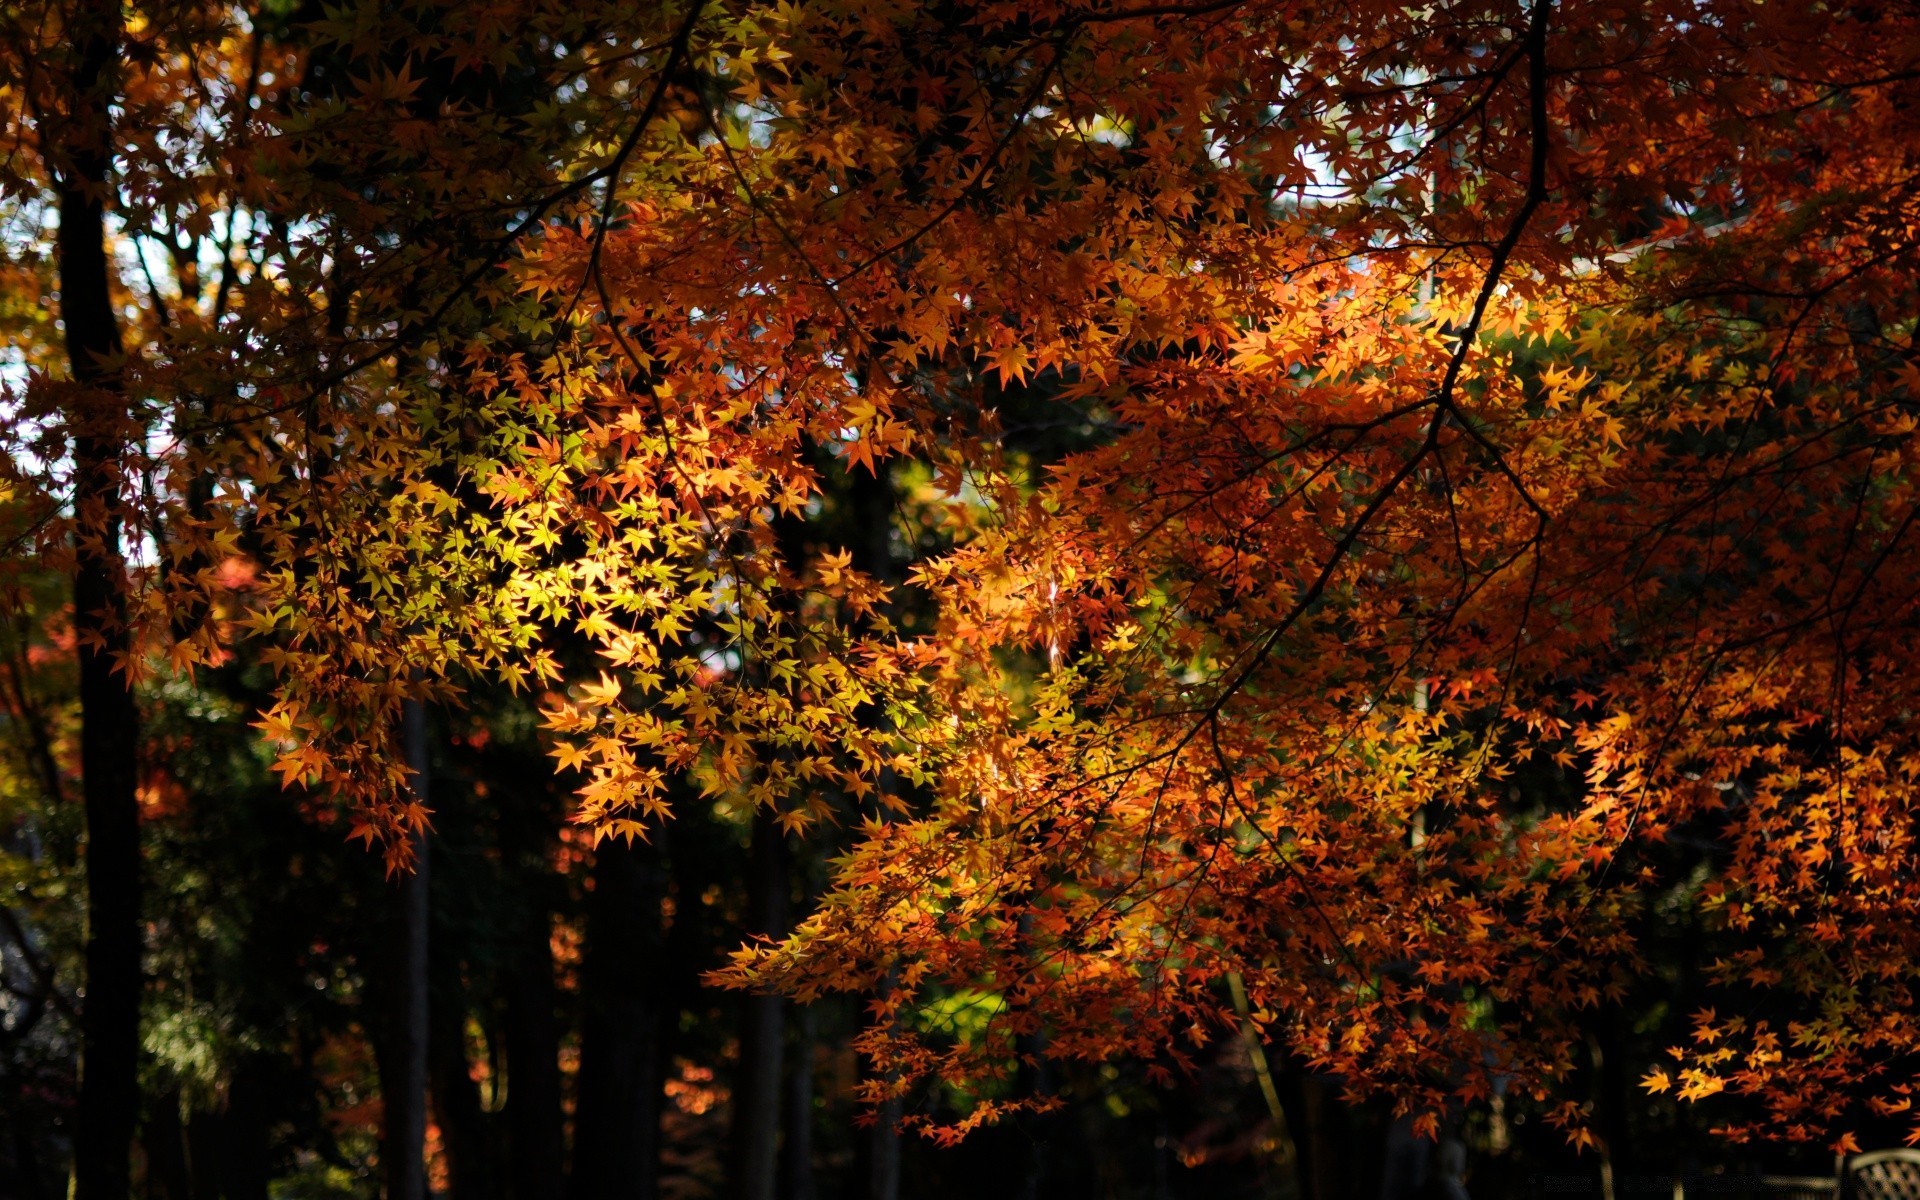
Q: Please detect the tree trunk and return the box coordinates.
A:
[184,1109,220,1200]
[780,1004,815,1200]
[569,835,666,1200]
[140,1092,192,1200]
[1291,1072,1340,1200]
[1590,1017,1629,1199]
[505,908,565,1200]
[430,951,495,1200]
[1019,1030,1053,1200]
[1378,1114,1431,1200]
[847,462,902,1200]
[866,1091,902,1200]
[382,701,431,1200]
[56,3,140,1197]
[730,809,788,1200]
[217,1058,273,1200]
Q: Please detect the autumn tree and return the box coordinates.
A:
[3,0,716,1189]
[8,0,1920,1189]
[610,0,1920,1153]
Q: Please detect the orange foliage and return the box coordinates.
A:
[7,0,1920,1149]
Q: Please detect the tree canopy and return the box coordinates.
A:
[3,0,1919,1193]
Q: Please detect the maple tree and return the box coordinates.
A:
[5,0,1920,1189]
[644,0,1919,1153]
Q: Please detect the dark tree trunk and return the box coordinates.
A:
[847,461,902,1200]
[1291,1072,1340,1200]
[656,814,721,1182]
[780,1004,816,1200]
[1590,1012,1631,1187]
[505,908,565,1200]
[569,835,666,1200]
[141,1093,192,1200]
[56,3,140,1198]
[730,809,788,1200]
[865,1090,902,1200]
[430,952,495,1200]
[184,1109,221,1200]
[382,701,431,1200]
[1018,1030,1053,1200]
[217,1059,273,1200]
[1378,1115,1432,1200]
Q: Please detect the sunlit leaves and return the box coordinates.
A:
[10,0,1920,1151]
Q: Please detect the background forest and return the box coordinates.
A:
[0,622,1850,1199]
[2,0,1917,1198]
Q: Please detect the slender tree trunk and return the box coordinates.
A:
[418,722,495,1200]
[430,954,495,1200]
[780,1004,815,1200]
[1292,1072,1338,1200]
[730,809,788,1200]
[141,1092,192,1200]
[569,835,666,1200]
[866,1089,902,1200]
[383,701,431,1200]
[56,3,140,1197]
[218,1058,272,1200]
[1018,1029,1053,1200]
[505,908,565,1200]
[1590,1019,1628,1200]
[657,816,720,1187]
[846,463,902,1200]
[184,1110,220,1200]
[1378,1115,1431,1200]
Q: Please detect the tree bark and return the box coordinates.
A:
[55,3,140,1197]
[430,948,496,1200]
[569,835,666,1200]
[780,1004,816,1200]
[865,1089,902,1200]
[140,1092,193,1200]
[729,808,788,1200]
[847,462,901,1200]
[505,907,565,1200]
[184,1108,221,1200]
[1291,1072,1340,1200]
[217,1058,273,1200]
[382,701,431,1200]
[1018,1028,1053,1200]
